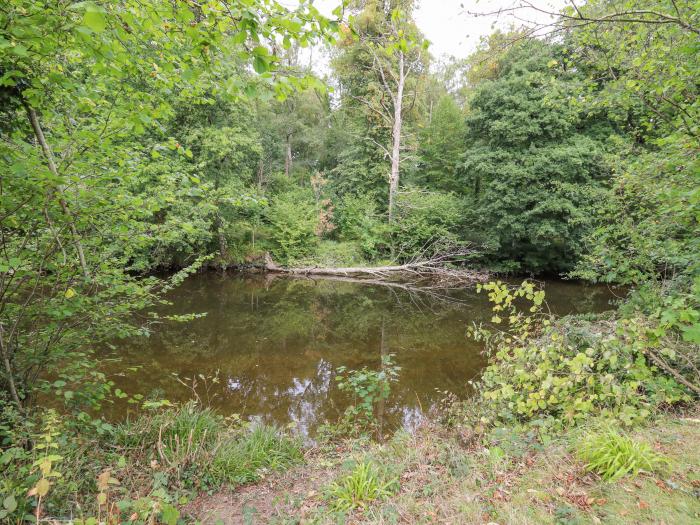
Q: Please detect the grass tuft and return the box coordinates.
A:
[326,460,398,511]
[578,427,666,481]
[209,425,303,486]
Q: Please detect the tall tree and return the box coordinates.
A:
[0,0,339,409]
[460,39,615,273]
[330,0,428,220]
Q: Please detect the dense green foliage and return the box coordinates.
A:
[460,41,613,273]
[471,282,693,433]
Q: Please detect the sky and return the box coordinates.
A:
[312,0,569,60]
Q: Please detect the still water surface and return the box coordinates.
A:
[108,274,619,437]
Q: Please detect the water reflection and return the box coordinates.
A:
[106,274,619,438]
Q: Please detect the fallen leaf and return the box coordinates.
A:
[638,500,650,510]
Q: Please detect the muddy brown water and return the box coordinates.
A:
[105,273,620,438]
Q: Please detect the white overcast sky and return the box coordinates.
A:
[311,0,569,60]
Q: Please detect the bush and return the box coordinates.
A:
[264,189,319,264]
[578,428,666,481]
[471,281,692,434]
[390,189,464,259]
[294,240,367,267]
[334,193,389,260]
[335,354,401,433]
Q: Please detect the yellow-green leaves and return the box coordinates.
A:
[472,280,691,433]
[83,10,107,33]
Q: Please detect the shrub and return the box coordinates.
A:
[326,461,398,511]
[334,193,389,259]
[472,281,691,434]
[264,189,319,264]
[294,240,367,267]
[390,189,464,259]
[578,428,666,481]
[335,354,401,432]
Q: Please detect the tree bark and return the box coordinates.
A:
[257,159,265,189]
[388,51,405,223]
[25,104,90,279]
[0,324,22,410]
[284,132,292,177]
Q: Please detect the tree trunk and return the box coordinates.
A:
[284,133,292,177]
[257,159,265,189]
[25,104,90,279]
[0,324,22,410]
[388,52,405,223]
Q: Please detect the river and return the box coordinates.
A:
[105,273,620,438]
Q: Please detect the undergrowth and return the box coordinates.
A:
[578,427,666,481]
[326,460,398,512]
[0,401,301,523]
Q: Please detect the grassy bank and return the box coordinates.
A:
[188,406,700,524]
[4,399,698,524]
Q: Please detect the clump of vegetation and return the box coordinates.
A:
[264,189,320,264]
[0,401,301,523]
[326,460,398,511]
[209,425,303,486]
[470,281,692,433]
[335,354,401,433]
[578,428,666,481]
[389,189,465,258]
[334,193,389,260]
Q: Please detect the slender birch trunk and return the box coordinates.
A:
[388,51,405,222]
[284,132,292,178]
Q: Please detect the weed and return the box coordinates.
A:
[578,428,666,481]
[208,425,303,486]
[326,461,398,511]
[335,354,400,432]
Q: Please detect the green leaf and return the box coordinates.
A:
[3,495,17,513]
[253,56,269,74]
[83,11,107,33]
[682,324,700,344]
[160,503,179,525]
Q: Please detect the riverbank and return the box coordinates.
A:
[185,406,700,524]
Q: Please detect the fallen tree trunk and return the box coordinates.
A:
[261,252,487,283]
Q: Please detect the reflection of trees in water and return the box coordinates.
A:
[104,274,617,435]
